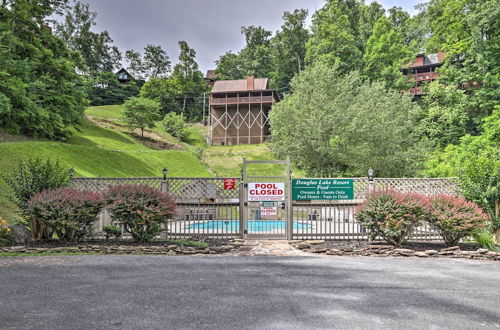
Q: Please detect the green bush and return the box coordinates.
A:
[2,158,72,216]
[0,217,14,247]
[355,190,428,247]
[103,225,122,240]
[162,112,188,140]
[473,230,498,251]
[122,96,161,138]
[424,195,490,246]
[105,185,176,242]
[27,188,104,241]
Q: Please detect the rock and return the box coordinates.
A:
[11,224,32,244]
[311,248,328,254]
[438,250,454,255]
[440,246,460,252]
[477,248,489,254]
[166,250,177,256]
[341,248,354,252]
[424,250,438,255]
[305,240,325,245]
[367,244,394,250]
[326,249,343,255]
[166,245,178,250]
[394,248,414,256]
[486,251,496,258]
[297,243,311,249]
[415,252,429,258]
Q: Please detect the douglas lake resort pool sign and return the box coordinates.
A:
[292,179,354,200]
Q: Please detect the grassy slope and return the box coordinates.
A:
[0,104,291,220]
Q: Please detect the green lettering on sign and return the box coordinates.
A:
[292,179,354,200]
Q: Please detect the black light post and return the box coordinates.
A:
[368,168,374,182]
[162,168,168,180]
[69,168,75,178]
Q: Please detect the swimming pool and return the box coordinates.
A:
[188,220,310,231]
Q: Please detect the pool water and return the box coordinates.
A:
[188,220,310,231]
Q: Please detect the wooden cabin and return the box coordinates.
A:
[115,68,134,84]
[401,52,445,96]
[205,70,217,88]
[209,76,279,145]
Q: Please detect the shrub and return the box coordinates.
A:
[473,230,498,251]
[27,188,104,241]
[425,194,489,246]
[355,190,428,247]
[103,225,122,240]
[122,96,161,138]
[0,217,14,247]
[2,158,72,215]
[162,112,188,140]
[105,185,176,242]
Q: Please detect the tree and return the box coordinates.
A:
[0,0,87,140]
[122,97,161,138]
[55,1,122,75]
[215,51,244,80]
[269,62,424,177]
[271,9,310,93]
[125,50,144,79]
[238,26,274,78]
[305,0,366,72]
[87,72,142,106]
[363,16,414,89]
[143,44,171,78]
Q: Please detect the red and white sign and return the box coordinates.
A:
[261,206,278,218]
[223,178,237,190]
[248,182,285,201]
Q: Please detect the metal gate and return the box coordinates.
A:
[241,158,292,239]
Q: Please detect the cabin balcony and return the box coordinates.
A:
[401,87,425,96]
[210,95,275,106]
[411,71,439,82]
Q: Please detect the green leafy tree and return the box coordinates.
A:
[87,72,142,106]
[271,9,310,93]
[125,49,145,80]
[55,1,122,75]
[143,44,171,78]
[122,97,161,138]
[269,62,424,177]
[162,112,188,140]
[215,51,245,80]
[363,16,413,89]
[0,0,87,140]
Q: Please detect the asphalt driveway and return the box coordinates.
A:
[1,255,499,329]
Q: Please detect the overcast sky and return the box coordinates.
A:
[82,0,423,73]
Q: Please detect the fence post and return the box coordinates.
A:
[161,180,169,194]
[286,157,293,240]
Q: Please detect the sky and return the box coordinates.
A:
[82,0,423,74]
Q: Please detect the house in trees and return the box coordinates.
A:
[209,76,279,145]
[400,52,445,96]
[115,68,134,84]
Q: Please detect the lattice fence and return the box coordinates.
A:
[166,178,240,200]
[70,177,163,192]
[371,178,460,196]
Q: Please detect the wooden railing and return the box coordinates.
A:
[210,95,274,105]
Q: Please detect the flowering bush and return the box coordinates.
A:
[103,225,122,240]
[424,194,490,246]
[27,188,104,241]
[105,185,176,242]
[355,190,428,247]
[0,217,14,247]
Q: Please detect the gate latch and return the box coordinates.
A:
[280,202,286,210]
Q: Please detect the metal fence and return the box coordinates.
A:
[71,177,459,241]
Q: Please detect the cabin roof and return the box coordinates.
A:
[211,78,269,93]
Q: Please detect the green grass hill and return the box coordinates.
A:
[0,105,299,220]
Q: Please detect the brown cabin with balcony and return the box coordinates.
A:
[401,52,445,96]
[209,76,279,146]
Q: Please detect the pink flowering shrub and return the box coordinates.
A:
[27,188,104,241]
[105,185,176,242]
[424,194,489,246]
[355,190,428,247]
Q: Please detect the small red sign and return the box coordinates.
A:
[224,178,237,190]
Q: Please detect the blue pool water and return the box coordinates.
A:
[188,220,310,231]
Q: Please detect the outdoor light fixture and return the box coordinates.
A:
[368,168,374,181]
[162,168,168,180]
[69,168,75,177]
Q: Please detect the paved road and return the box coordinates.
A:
[1,255,499,330]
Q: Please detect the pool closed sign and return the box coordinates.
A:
[248,183,285,201]
[292,179,354,200]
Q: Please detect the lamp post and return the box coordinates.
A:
[162,168,168,181]
[69,168,75,178]
[368,168,374,182]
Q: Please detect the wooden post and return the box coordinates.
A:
[260,91,263,143]
[286,156,293,240]
[224,94,228,146]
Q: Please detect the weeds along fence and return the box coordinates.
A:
[70,177,460,240]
